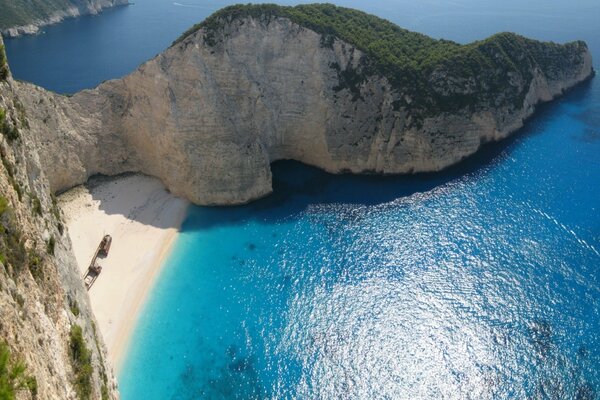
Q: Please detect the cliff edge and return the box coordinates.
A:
[4,2,596,206]
[18,3,591,205]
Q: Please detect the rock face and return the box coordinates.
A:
[0,36,118,399]
[17,9,592,205]
[0,5,594,398]
[0,0,128,38]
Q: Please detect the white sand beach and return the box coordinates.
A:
[58,174,189,372]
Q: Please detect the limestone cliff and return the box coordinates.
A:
[19,4,592,205]
[0,37,118,399]
[0,4,594,398]
[0,0,129,37]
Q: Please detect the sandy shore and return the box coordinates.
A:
[59,174,189,372]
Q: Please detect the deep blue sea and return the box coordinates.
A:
[5,0,600,398]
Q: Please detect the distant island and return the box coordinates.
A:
[0,4,594,399]
[0,0,129,37]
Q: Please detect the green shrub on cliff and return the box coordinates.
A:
[0,195,7,216]
[31,194,42,217]
[69,324,93,400]
[0,45,8,81]
[46,235,55,256]
[0,341,38,400]
[173,4,588,116]
[0,195,28,275]
[0,108,19,142]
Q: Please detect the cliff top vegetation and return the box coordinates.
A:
[174,3,589,115]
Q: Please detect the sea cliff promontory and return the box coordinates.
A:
[15,3,592,205]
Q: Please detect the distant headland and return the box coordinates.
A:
[0,0,129,37]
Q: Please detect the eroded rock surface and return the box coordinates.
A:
[17,14,591,205]
[0,36,118,400]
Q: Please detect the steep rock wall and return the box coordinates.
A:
[0,36,118,399]
[22,15,591,205]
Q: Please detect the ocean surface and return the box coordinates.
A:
[5,0,600,398]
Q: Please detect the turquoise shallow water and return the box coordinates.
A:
[118,81,600,398]
[4,0,600,398]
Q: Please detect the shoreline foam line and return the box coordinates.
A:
[58,173,189,373]
[111,225,185,373]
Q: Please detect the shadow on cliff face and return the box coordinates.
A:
[182,77,595,231]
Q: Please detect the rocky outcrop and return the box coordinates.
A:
[0,0,129,38]
[15,10,592,205]
[0,36,118,399]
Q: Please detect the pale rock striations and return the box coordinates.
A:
[0,35,118,399]
[16,15,593,205]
